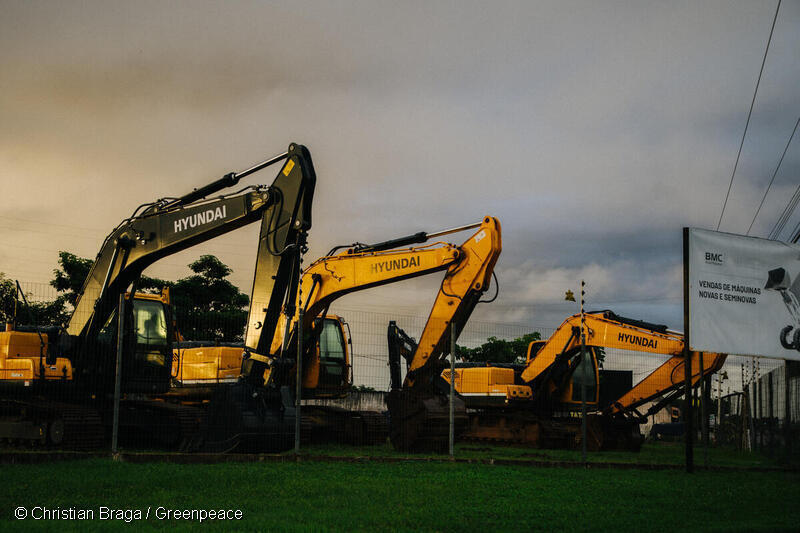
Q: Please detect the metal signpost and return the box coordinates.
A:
[683,228,694,473]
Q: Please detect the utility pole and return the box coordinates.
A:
[580,280,587,464]
[449,326,456,457]
[566,283,589,463]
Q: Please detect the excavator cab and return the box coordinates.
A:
[127,292,174,393]
[561,346,599,407]
[317,316,351,391]
[521,335,600,409]
[306,315,352,396]
[92,290,174,394]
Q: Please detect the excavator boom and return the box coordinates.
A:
[384,217,502,452]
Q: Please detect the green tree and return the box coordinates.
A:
[0,273,16,324]
[457,331,541,364]
[50,252,94,306]
[50,251,169,304]
[46,251,248,341]
[170,255,250,342]
[0,272,70,327]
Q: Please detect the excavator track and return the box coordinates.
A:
[0,399,105,450]
[117,400,207,452]
[387,389,467,453]
[351,410,389,446]
[302,406,388,446]
[460,410,642,451]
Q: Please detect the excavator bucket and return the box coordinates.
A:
[586,414,644,451]
[387,388,467,453]
[202,382,298,453]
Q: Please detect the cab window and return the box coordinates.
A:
[319,319,346,362]
[131,300,168,348]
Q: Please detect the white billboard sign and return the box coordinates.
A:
[687,227,800,360]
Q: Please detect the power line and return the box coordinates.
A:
[769,184,800,239]
[747,116,800,235]
[0,215,108,233]
[790,218,800,243]
[716,0,782,231]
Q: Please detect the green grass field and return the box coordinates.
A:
[2,455,798,532]
[297,440,784,468]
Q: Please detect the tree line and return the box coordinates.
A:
[2,252,544,362]
[1,252,249,342]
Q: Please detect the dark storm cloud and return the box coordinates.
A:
[1,1,798,330]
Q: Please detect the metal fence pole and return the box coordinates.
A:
[785,361,792,461]
[111,293,124,455]
[700,352,708,466]
[295,307,303,454]
[768,371,774,455]
[449,325,455,457]
[756,360,762,451]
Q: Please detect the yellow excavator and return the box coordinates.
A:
[172,216,502,451]
[0,143,316,450]
[391,310,726,450]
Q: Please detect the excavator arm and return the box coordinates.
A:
[401,217,501,389]
[382,217,502,451]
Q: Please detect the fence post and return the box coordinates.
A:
[295,306,303,454]
[768,371,774,455]
[756,361,762,451]
[717,374,722,444]
[449,325,455,457]
[785,361,792,461]
[700,352,708,466]
[111,293,124,455]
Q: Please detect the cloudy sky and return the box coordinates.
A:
[2,0,798,331]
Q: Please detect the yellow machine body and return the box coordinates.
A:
[171,314,353,398]
[0,330,73,383]
[0,289,171,387]
[172,345,243,386]
[442,366,531,407]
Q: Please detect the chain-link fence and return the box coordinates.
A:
[2,281,798,468]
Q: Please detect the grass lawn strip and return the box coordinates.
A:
[1,459,798,532]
